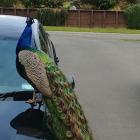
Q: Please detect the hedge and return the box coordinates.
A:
[124,4,140,29]
[0,0,15,7]
[36,8,68,26]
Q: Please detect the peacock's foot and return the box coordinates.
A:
[25,91,42,109]
[25,99,37,105]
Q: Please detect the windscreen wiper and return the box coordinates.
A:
[0,91,33,101]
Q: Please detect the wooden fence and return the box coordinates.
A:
[0,7,126,28]
[0,7,37,17]
[66,10,126,28]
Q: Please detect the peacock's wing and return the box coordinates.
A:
[18,49,52,97]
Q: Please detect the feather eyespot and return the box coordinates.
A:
[33,56,37,60]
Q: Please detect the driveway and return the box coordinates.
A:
[49,32,140,140]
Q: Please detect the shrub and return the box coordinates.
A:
[45,0,64,8]
[22,0,65,8]
[0,0,16,7]
[124,4,140,29]
[127,0,137,4]
[21,0,45,8]
[80,0,95,5]
[36,8,68,26]
[80,0,117,9]
[94,0,117,10]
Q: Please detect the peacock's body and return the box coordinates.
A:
[16,18,94,140]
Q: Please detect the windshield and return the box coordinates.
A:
[0,37,33,93]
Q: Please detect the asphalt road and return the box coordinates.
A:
[49,32,140,140]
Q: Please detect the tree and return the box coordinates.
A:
[80,0,95,5]
[80,0,117,9]
[45,0,64,8]
[22,0,65,8]
[124,4,140,29]
[21,0,46,8]
[0,0,16,7]
[94,0,117,10]
[127,0,137,3]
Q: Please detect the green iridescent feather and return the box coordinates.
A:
[29,49,94,140]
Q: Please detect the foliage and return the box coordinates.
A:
[80,0,95,5]
[80,0,117,9]
[36,9,68,26]
[124,4,140,29]
[94,0,117,9]
[116,0,130,9]
[0,0,16,7]
[70,0,81,8]
[45,0,65,8]
[21,0,46,8]
[21,0,65,8]
[126,0,137,4]
[0,0,139,9]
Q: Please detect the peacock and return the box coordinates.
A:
[16,17,94,140]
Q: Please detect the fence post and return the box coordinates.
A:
[1,8,3,14]
[91,10,94,27]
[65,10,68,27]
[14,8,16,15]
[78,10,81,27]
[27,8,29,17]
[116,11,118,28]
[103,10,106,27]
[65,17,67,27]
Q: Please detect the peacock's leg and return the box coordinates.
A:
[36,92,43,110]
[25,90,37,106]
[25,91,43,109]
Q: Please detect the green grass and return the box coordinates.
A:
[44,26,140,34]
[121,39,140,42]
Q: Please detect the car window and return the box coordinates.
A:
[39,24,47,39]
[38,24,57,63]
[39,25,49,53]
[39,33,47,52]
[0,36,34,93]
[39,32,48,53]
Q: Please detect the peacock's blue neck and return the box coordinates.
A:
[16,24,32,55]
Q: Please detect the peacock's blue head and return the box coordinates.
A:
[16,17,34,55]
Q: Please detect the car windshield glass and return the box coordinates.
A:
[0,37,33,93]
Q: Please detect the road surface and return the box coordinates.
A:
[49,32,140,140]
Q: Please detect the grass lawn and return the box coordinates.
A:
[44,26,140,34]
[121,39,140,42]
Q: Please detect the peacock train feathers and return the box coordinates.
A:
[16,18,94,140]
